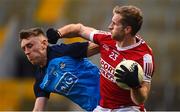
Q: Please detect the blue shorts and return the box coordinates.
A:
[40,56,100,111]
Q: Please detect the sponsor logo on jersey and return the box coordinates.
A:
[100,58,116,83]
[59,62,66,69]
[103,44,109,51]
[55,72,78,95]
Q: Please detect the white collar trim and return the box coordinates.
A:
[116,35,143,51]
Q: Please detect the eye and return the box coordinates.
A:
[26,43,33,49]
[112,22,115,25]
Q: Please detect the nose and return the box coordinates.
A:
[108,23,113,31]
[24,48,30,56]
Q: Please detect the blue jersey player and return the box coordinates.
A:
[19,27,100,111]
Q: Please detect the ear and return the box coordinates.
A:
[41,39,48,49]
[124,26,132,35]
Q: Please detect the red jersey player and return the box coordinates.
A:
[47,5,154,112]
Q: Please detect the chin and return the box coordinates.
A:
[112,34,118,39]
[30,61,35,65]
[112,36,118,41]
[29,60,37,65]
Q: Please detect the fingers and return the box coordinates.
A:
[115,69,124,75]
[120,65,129,72]
[46,28,56,37]
[46,28,60,44]
[114,73,123,79]
[116,78,125,83]
[134,64,138,72]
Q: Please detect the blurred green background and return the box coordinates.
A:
[0,0,180,111]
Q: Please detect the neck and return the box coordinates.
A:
[39,51,48,68]
[117,35,136,48]
[39,57,47,68]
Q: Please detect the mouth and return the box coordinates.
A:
[29,59,33,63]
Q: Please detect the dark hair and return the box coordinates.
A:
[113,5,143,36]
[19,27,45,41]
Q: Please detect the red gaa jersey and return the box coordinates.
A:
[89,30,155,109]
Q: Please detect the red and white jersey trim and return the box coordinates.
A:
[89,30,111,42]
[89,30,97,42]
[143,54,153,82]
[116,36,144,51]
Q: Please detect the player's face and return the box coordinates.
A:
[21,36,47,65]
[108,14,126,41]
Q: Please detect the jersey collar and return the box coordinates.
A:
[116,35,143,51]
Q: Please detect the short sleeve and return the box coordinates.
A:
[89,30,111,45]
[34,79,50,98]
[143,54,154,82]
[50,42,89,59]
[64,42,88,58]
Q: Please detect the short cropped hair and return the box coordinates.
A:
[113,5,143,36]
[19,27,45,42]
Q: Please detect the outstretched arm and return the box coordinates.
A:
[46,24,95,43]
[46,24,99,56]
[58,23,95,40]
[59,24,99,56]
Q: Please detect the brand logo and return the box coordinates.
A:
[103,44,109,51]
[55,72,78,95]
[100,58,116,83]
[59,62,66,69]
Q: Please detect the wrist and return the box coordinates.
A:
[56,30,62,38]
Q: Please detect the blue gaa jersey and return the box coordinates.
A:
[40,56,100,111]
[34,42,88,98]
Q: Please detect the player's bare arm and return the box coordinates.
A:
[57,23,100,56]
[46,24,99,56]
[87,41,99,57]
[58,23,95,41]
[33,97,48,111]
[130,82,151,105]
[59,24,100,56]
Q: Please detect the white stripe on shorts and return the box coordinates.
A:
[93,105,144,112]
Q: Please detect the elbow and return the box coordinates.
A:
[70,23,83,34]
[76,23,83,33]
[132,97,146,105]
[76,23,83,27]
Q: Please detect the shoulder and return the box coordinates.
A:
[91,30,111,36]
[91,30,111,39]
[48,42,89,59]
[90,30,112,44]
[135,35,153,54]
[49,42,88,50]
